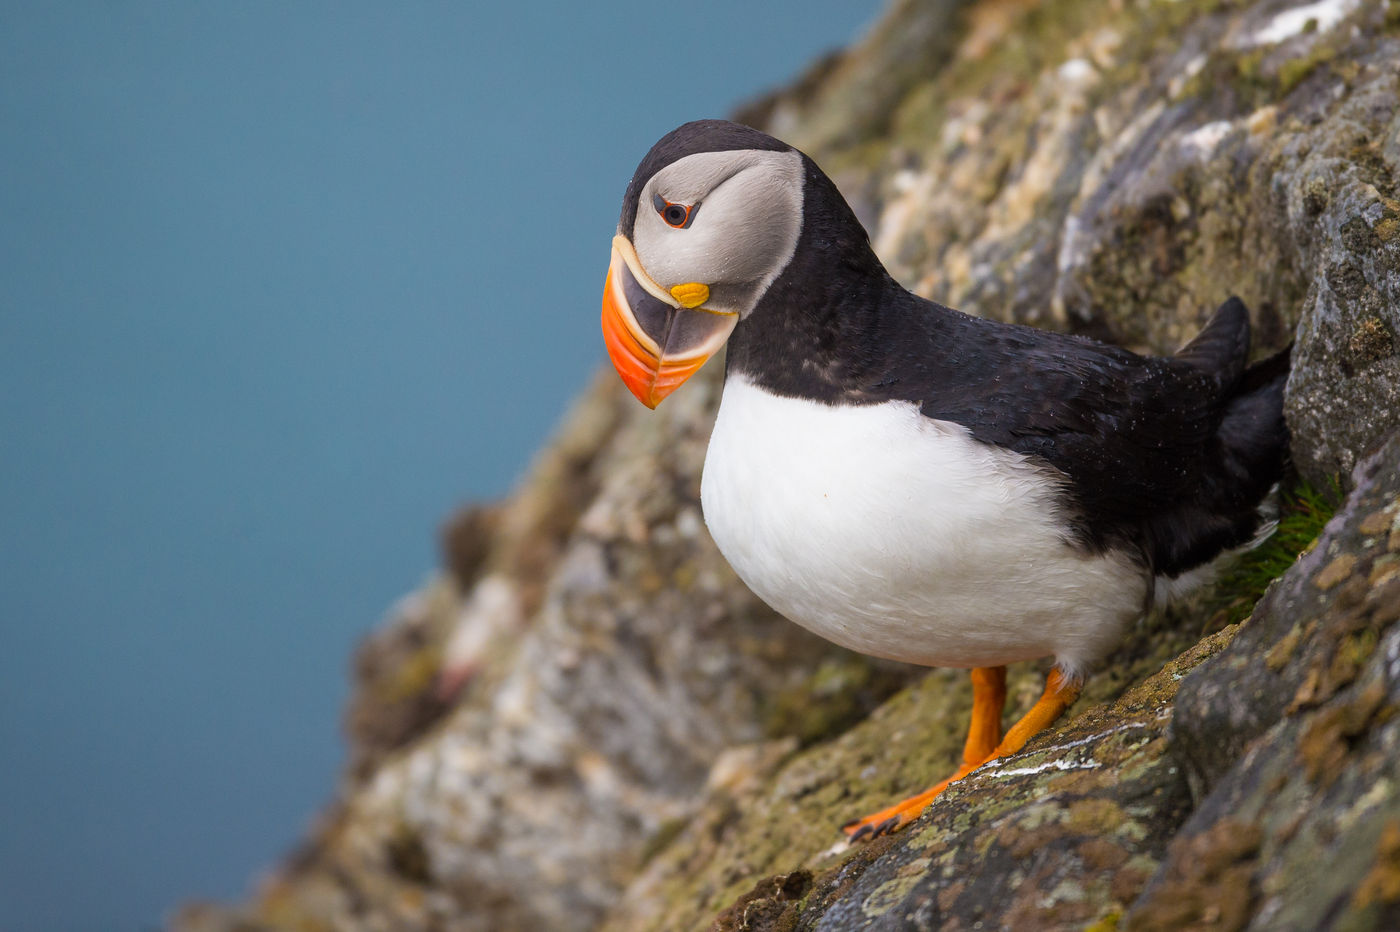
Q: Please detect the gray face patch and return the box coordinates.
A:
[631,149,804,318]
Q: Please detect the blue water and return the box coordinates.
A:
[0,2,879,928]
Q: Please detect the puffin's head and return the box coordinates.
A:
[602,121,805,408]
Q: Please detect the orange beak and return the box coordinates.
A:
[601,235,737,408]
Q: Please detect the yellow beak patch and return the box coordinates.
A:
[669,282,710,309]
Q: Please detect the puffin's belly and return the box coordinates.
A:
[700,376,1146,673]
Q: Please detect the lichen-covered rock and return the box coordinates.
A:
[176,356,915,932]
[608,631,1238,932]
[1170,439,1400,797]
[343,577,461,781]
[1131,432,1400,931]
[1286,187,1400,485]
[176,0,1400,929]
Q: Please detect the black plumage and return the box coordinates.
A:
[675,131,1295,580]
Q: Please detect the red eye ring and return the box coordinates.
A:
[652,193,697,229]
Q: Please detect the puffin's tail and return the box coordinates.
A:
[1173,296,1291,495]
[1175,296,1252,391]
[1216,340,1292,507]
[1150,299,1292,580]
[1172,296,1291,503]
[1194,297,1292,562]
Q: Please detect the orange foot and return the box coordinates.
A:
[841,666,1079,841]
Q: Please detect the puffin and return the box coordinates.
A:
[599,120,1289,840]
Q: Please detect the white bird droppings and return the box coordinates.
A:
[1057,58,1096,83]
[1179,120,1234,159]
[1244,0,1360,46]
[989,758,1103,778]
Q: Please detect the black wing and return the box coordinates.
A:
[908,299,1257,570]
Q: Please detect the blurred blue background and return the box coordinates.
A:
[0,2,879,929]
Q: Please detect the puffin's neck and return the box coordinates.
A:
[725,159,949,402]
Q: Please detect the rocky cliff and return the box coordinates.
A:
[177,0,1400,928]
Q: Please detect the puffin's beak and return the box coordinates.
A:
[601,235,738,408]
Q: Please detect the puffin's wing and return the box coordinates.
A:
[918,320,1232,541]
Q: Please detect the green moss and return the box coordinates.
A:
[761,657,908,747]
[1173,41,1318,111]
[1208,477,1344,626]
[1277,43,1338,97]
[1235,47,1266,83]
[638,817,688,867]
[372,645,443,705]
[879,0,1128,151]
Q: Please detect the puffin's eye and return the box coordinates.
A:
[652,193,697,229]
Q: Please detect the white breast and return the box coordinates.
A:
[699,375,1147,676]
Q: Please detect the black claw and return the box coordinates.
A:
[870,816,899,838]
[848,823,874,843]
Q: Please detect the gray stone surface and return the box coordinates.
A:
[1134,433,1400,932]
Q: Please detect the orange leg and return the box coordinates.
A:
[842,666,1080,841]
